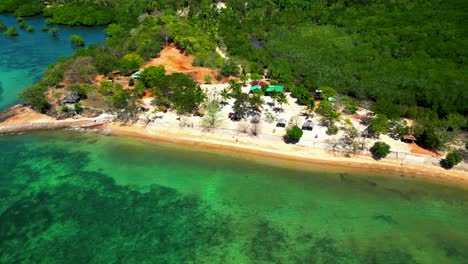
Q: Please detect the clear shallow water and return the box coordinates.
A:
[0,14,105,111]
[0,131,467,263]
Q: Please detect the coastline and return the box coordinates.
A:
[101,123,468,187]
[1,105,467,186]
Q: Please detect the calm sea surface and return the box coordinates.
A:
[0,131,467,263]
[0,14,105,111]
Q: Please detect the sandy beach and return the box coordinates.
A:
[99,122,468,186]
[1,101,467,186]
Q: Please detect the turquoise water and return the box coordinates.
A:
[0,14,105,111]
[0,131,467,263]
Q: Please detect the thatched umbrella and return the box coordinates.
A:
[276,118,287,127]
[302,120,314,130]
[251,115,261,124]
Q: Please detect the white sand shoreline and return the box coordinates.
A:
[1,105,467,186]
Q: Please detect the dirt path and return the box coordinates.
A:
[143,44,222,84]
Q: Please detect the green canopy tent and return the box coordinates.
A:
[249,85,284,93]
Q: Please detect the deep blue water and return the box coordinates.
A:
[0,14,105,111]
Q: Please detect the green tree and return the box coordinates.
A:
[69,34,85,47]
[6,26,18,36]
[139,66,166,90]
[317,100,341,126]
[319,86,337,100]
[250,73,262,81]
[369,114,389,136]
[342,96,358,114]
[220,88,230,105]
[49,27,58,37]
[201,97,223,130]
[304,98,315,119]
[286,125,303,143]
[108,85,129,109]
[19,84,50,113]
[276,92,288,111]
[40,25,48,31]
[26,25,34,32]
[239,68,248,84]
[326,125,339,135]
[118,53,143,74]
[370,141,391,160]
[98,81,114,95]
[417,129,442,151]
[291,85,312,105]
[441,152,462,169]
[270,90,279,107]
[170,73,206,114]
[204,75,212,84]
[0,20,6,31]
[220,59,239,77]
[228,79,242,96]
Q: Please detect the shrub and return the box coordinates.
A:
[370,141,391,160]
[417,129,442,151]
[342,96,358,114]
[326,125,339,135]
[441,152,462,169]
[69,34,85,47]
[26,25,34,32]
[0,20,6,31]
[6,26,18,36]
[291,85,312,105]
[40,25,48,31]
[369,114,389,136]
[286,125,303,143]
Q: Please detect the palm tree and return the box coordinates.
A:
[305,99,315,118]
[220,88,230,105]
[270,90,279,107]
[277,93,288,111]
[240,68,248,85]
[228,79,242,96]
[249,92,264,112]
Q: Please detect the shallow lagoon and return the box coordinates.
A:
[0,131,467,263]
[0,14,105,111]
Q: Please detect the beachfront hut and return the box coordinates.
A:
[251,115,261,124]
[402,134,417,143]
[276,118,287,127]
[302,120,314,130]
[62,94,80,104]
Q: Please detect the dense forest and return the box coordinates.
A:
[1,0,467,151]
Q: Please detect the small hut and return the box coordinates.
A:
[251,115,261,124]
[250,80,268,86]
[402,134,417,143]
[276,118,287,127]
[62,94,80,104]
[302,120,314,130]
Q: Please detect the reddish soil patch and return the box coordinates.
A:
[408,143,440,157]
[143,44,222,84]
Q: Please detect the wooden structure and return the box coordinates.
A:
[402,134,417,143]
